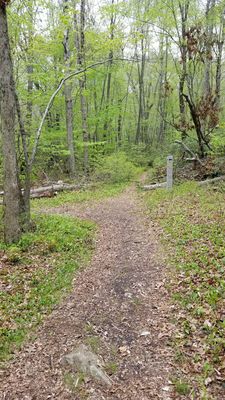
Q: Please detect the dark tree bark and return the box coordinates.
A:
[0,2,23,243]
[26,4,34,133]
[63,0,76,178]
[117,98,122,145]
[15,93,31,231]
[103,0,115,138]
[215,7,225,109]
[74,0,89,174]
[203,0,216,99]
[178,0,189,139]
[183,94,209,158]
[157,35,168,141]
[135,35,146,144]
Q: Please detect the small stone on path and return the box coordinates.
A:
[62,344,112,387]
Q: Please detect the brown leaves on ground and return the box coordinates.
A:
[0,186,175,400]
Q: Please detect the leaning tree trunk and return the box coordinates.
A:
[0,3,23,243]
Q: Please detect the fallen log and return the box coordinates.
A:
[0,182,90,204]
[142,182,167,190]
[142,175,225,191]
[0,183,88,197]
[198,175,225,186]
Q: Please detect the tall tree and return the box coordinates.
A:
[75,0,89,174]
[0,0,23,243]
[103,0,115,138]
[63,0,76,177]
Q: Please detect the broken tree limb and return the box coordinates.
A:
[175,140,204,166]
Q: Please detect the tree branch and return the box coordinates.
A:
[29,58,139,167]
[175,140,204,165]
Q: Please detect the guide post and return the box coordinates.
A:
[167,155,173,189]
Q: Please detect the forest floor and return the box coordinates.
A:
[0,184,175,400]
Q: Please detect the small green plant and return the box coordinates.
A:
[131,296,142,306]
[6,246,22,263]
[85,336,100,353]
[63,371,85,392]
[173,378,191,395]
[105,361,118,375]
[84,322,95,334]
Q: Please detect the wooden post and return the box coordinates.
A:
[167,155,173,189]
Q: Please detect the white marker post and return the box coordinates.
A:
[167,155,173,190]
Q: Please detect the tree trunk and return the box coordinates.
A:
[75,0,89,174]
[0,4,22,243]
[215,7,225,109]
[15,92,31,231]
[183,94,206,158]
[103,0,115,138]
[135,36,145,144]
[178,1,189,139]
[26,3,34,134]
[117,98,122,146]
[203,0,215,99]
[63,0,76,178]
[157,35,168,141]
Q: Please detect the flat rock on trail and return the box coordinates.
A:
[0,187,174,400]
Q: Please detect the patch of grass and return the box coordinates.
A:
[131,296,143,306]
[32,182,127,210]
[172,378,191,396]
[63,371,86,392]
[0,214,95,365]
[85,336,101,353]
[144,181,225,398]
[105,361,118,375]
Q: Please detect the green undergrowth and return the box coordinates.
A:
[94,152,144,183]
[32,182,127,209]
[0,214,95,366]
[144,181,225,398]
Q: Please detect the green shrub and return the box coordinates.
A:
[94,152,141,183]
[211,127,225,156]
[6,246,22,264]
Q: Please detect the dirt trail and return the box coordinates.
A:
[1,186,174,400]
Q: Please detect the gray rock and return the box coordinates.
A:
[62,344,113,386]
